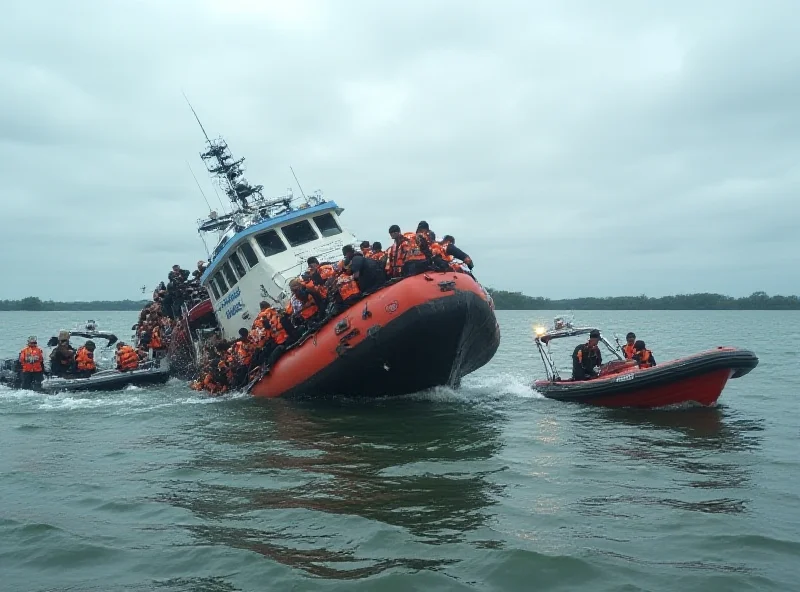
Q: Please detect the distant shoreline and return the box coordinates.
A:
[2,290,799,311]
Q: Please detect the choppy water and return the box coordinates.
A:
[1,310,798,591]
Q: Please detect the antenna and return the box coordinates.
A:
[182,91,212,145]
[290,166,307,201]
[186,161,213,212]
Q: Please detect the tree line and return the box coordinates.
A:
[0,297,149,311]
[2,291,799,312]
[486,290,800,310]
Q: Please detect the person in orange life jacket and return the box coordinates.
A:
[622,332,637,359]
[342,245,386,293]
[74,340,98,378]
[440,234,474,271]
[115,342,139,371]
[370,241,386,266]
[386,225,429,278]
[231,328,255,387]
[359,240,373,258]
[50,332,76,377]
[304,257,336,294]
[328,265,363,315]
[572,329,603,380]
[286,278,325,327]
[633,340,656,368]
[19,336,45,391]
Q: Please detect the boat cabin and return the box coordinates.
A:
[199,201,357,340]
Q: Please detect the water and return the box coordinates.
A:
[1,310,798,591]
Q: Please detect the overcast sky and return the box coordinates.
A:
[1,0,797,300]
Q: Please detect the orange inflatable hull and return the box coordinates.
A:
[250,272,500,398]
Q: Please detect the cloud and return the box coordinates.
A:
[0,0,796,300]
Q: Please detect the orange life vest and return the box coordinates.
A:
[369,250,385,262]
[336,274,361,301]
[287,291,319,320]
[267,309,289,344]
[150,326,163,349]
[622,344,636,360]
[635,349,654,368]
[75,346,96,371]
[234,340,253,366]
[19,346,44,373]
[116,345,139,371]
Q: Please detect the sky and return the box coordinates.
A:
[1,0,798,301]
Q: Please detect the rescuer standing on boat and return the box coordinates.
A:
[19,336,45,391]
[572,329,603,380]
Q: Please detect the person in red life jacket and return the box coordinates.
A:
[74,341,98,378]
[19,336,45,391]
[439,234,474,272]
[621,332,637,359]
[49,331,76,377]
[115,342,139,372]
[572,329,603,380]
[633,340,656,368]
[286,278,325,328]
[342,245,386,293]
[385,225,429,278]
[359,240,373,258]
[370,241,386,267]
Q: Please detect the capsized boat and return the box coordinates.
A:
[532,317,758,408]
[171,118,500,397]
[1,331,170,393]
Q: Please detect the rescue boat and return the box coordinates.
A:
[248,272,498,398]
[170,119,500,397]
[532,318,758,408]
[1,331,170,393]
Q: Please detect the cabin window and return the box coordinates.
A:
[257,230,288,257]
[208,280,221,300]
[230,251,247,278]
[313,213,342,237]
[241,241,259,267]
[282,219,319,247]
[222,261,237,287]
[214,272,228,294]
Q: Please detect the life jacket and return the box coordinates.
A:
[360,248,373,258]
[287,291,319,320]
[369,250,385,263]
[75,346,96,372]
[266,309,289,344]
[116,345,139,371]
[253,309,273,332]
[150,326,163,350]
[335,273,361,301]
[622,344,636,360]
[403,232,427,263]
[19,346,44,373]
[386,234,426,277]
[234,340,253,367]
[250,325,271,349]
[306,264,335,295]
[635,349,654,368]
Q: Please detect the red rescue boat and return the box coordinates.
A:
[248,272,500,398]
[532,317,758,408]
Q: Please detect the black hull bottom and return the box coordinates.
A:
[285,289,500,398]
[38,369,170,394]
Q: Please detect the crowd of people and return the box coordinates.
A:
[189,220,476,394]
